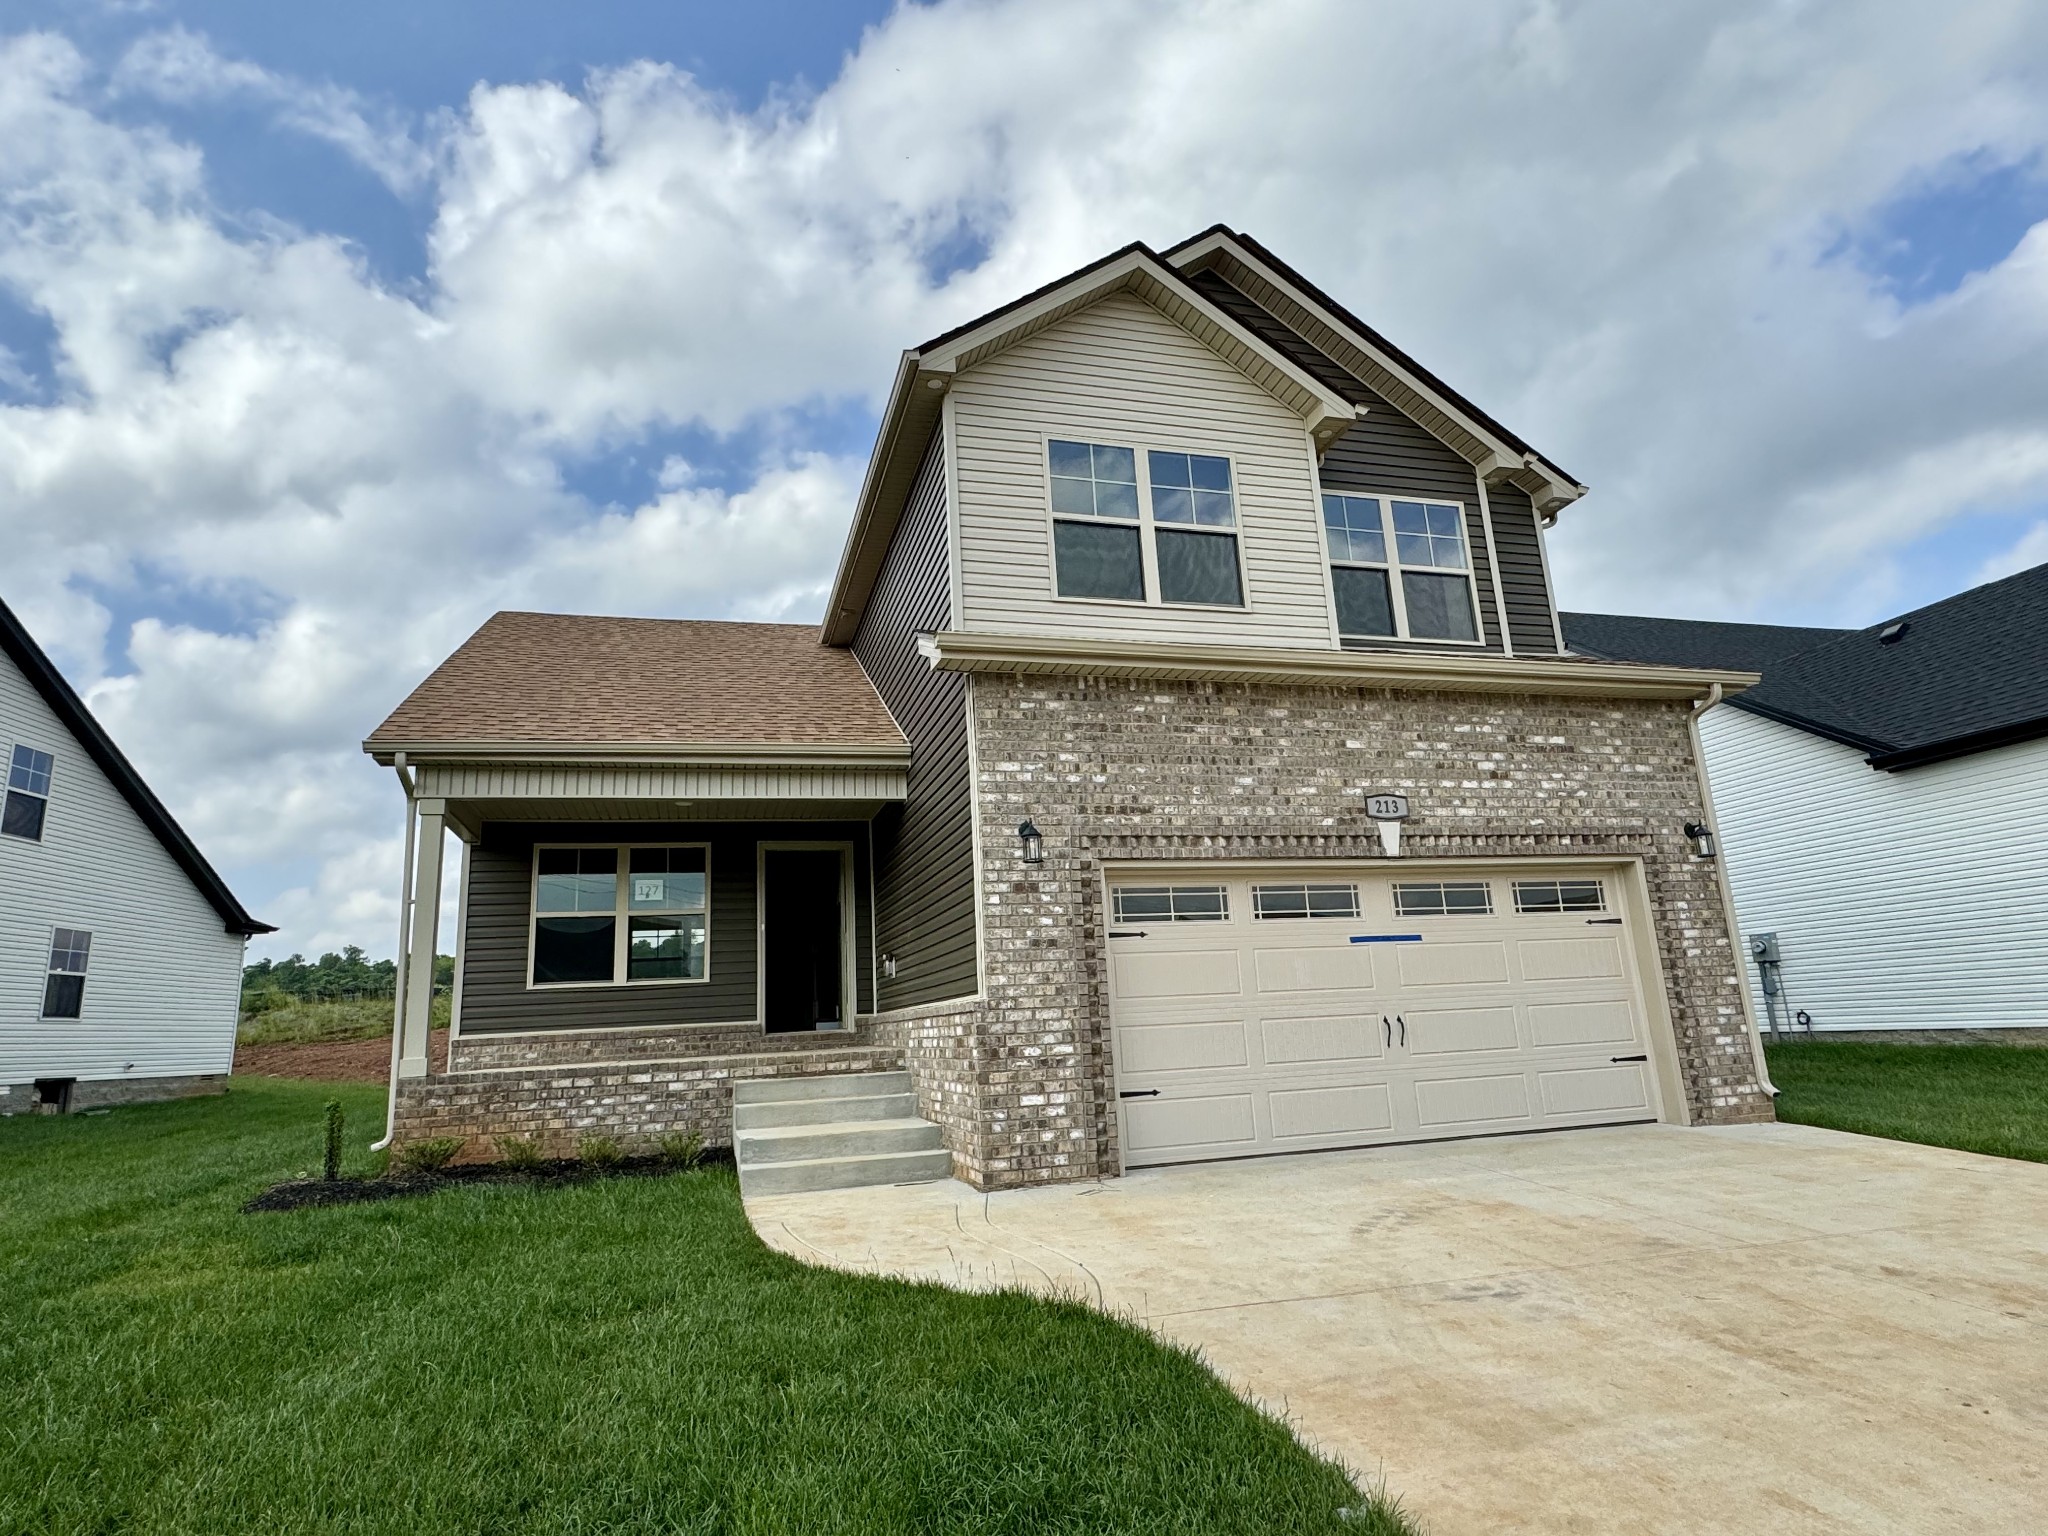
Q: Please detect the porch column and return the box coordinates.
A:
[399,798,447,1079]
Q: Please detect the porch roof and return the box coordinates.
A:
[364,612,909,767]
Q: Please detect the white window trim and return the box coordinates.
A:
[1039,431,1252,612]
[526,842,712,990]
[1316,489,1489,648]
[3,743,54,843]
[41,924,91,1020]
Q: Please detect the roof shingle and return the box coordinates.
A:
[365,613,907,755]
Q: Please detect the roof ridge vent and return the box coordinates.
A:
[1877,620,1910,644]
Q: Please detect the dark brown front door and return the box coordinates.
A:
[763,848,845,1033]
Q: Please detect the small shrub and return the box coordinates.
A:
[396,1136,464,1174]
[322,1100,344,1182]
[495,1134,544,1171]
[657,1131,705,1170]
[577,1135,624,1171]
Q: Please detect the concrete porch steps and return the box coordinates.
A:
[734,1071,951,1196]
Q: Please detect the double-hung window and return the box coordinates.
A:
[43,928,90,1019]
[1049,439,1245,607]
[4,745,53,841]
[532,845,709,987]
[1323,494,1481,643]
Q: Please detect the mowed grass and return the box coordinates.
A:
[1766,1040,2048,1164]
[0,1081,1404,1536]
[236,993,448,1046]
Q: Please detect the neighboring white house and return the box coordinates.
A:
[1565,562,2048,1037]
[1,597,270,1114]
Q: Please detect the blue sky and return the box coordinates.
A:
[1,0,2045,959]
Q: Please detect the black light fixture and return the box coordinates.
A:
[1017,819,1045,865]
[1683,821,1717,859]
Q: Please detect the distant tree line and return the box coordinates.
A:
[242,946,454,1008]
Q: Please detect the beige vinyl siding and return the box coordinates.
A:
[950,291,1336,648]
[0,653,244,1088]
[1700,706,2048,1032]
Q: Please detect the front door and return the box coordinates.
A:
[762,847,846,1033]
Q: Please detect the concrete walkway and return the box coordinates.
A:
[747,1123,2046,1535]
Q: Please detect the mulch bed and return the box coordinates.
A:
[244,1149,735,1213]
[233,1029,449,1082]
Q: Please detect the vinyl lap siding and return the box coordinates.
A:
[950,291,1336,647]
[1700,706,2048,1031]
[1485,482,1564,655]
[458,820,875,1034]
[851,436,979,1009]
[0,655,243,1087]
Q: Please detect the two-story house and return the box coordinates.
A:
[365,228,1774,1190]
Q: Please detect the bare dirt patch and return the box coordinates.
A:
[233,1029,449,1082]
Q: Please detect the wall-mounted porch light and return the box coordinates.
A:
[1017,819,1045,865]
[1683,821,1717,859]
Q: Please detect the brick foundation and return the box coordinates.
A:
[1,1073,226,1114]
[391,1045,904,1161]
[450,1024,880,1073]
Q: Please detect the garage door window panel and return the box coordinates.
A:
[1112,885,1230,924]
[1393,881,1495,917]
[1252,883,1361,920]
[1513,879,1607,914]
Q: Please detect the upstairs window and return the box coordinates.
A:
[43,928,91,1019]
[1048,440,1246,608]
[532,845,709,987]
[4,745,53,841]
[1322,495,1481,644]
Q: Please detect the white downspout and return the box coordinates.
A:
[372,754,417,1151]
[1688,685,1779,1100]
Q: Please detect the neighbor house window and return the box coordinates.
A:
[1391,881,1494,917]
[1049,440,1245,608]
[4,745,53,841]
[1252,883,1362,919]
[43,928,90,1019]
[1512,879,1606,914]
[1322,494,1480,643]
[1111,885,1230,924]
[532,845,708,987]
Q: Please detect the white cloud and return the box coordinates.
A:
[0,4,2046,957]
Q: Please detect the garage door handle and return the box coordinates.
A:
[1382,1016,1391,1047]
[1109,930,1149,939]
[1611,1054,1647,1063]
[1586,918,1623,925]
[1397,1014,1407,1046]
[1118,1089,1161,1099]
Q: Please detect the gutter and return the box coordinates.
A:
[1687,686,1779,1102]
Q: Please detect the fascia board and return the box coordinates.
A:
[917,631,1757,701]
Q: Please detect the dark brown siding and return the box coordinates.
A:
[458,820,875,1035]
[851,434,980,1009]
[1484,482,1564,654]
[1188,267,1563,656]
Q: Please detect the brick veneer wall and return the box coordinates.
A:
[961,671,1773,1189]
[451,1024,881,1073]
[391,1045,904,1160]
[864,996,987,1183]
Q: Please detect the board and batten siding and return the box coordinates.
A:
[849,436,980,1010]
[0,653,244,1089]
[1189,266,1563,656]
[458,820,875,1035]
[949,290,1338,648]
[1700,705,2048,1032]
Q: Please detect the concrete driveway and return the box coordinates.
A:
[747,1123,2046,1535]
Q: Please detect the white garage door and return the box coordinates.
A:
[1107,865,1662,1167]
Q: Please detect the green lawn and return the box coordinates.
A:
[0,1081,1404,1536]
[1766,1040,2048,1163]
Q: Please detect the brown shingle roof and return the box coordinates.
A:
[364,612,907,755]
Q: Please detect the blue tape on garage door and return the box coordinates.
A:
[1350,934,1423,944]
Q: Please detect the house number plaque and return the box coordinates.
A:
[1364,793,1411,821]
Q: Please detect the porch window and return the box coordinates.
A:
[531,845,709,987]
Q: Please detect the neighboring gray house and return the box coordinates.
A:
[367,228,1774,1192]
[1566,560,2048,1038]
[1,596,271,1115]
